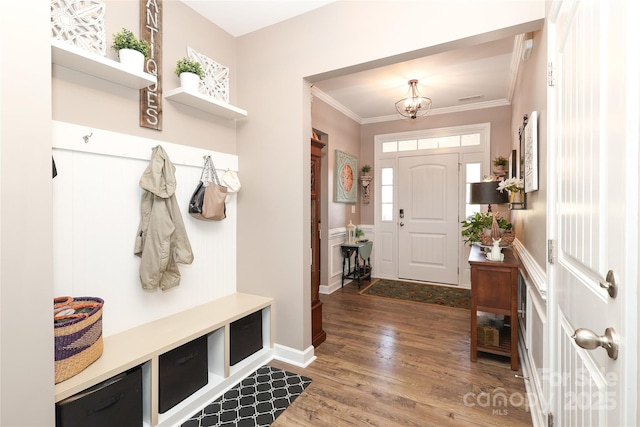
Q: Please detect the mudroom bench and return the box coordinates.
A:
[54,293,274,427]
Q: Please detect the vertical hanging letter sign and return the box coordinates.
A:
[140,0,162,130]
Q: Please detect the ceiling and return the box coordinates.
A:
[181,1,526,124]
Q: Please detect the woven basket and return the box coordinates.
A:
[54,297,104,384]
[479,229,515,247]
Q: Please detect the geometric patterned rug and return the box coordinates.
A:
[359,278,471,309]
[181,365,312,427]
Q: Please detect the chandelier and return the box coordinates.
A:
[395,79,432,119]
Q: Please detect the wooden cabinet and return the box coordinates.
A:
[311,137,326,347]
[469,246,519,370]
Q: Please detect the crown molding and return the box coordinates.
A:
[311,86,362,123]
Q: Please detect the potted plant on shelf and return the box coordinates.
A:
[497,177,525,204]
[175,57,204,92]
[361,164,372,177]
[111,28,150,72]
[461,212,513,247]
[493,156,508,173]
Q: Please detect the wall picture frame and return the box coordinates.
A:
[334,150,358,203]
[524,111,539,192]
[509,149,518,178]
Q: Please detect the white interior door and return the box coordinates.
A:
[548,0,637,425]
[398,154,458,284]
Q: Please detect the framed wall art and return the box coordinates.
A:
[509,149,518,179]
[334,150,358,203]
[524,111,539,192]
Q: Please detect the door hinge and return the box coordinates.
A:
[548,239,555,264]
[547,61,555,87]
[548,412,554,427]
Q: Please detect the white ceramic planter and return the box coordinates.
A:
[118,49,145,73]
[179,72,201,93]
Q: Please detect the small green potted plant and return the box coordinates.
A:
[361,164,372,177]
[111,28,149,71]
[175,57,204,92]
[493,156,508,171]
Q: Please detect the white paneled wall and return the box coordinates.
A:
[52,121,238,337]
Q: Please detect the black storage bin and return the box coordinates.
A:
[158,335,208,413]
[56,365,142,427]
[230,310,263,366]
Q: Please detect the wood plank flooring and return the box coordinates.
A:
[270,282,533,427]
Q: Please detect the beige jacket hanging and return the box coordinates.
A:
[134,145,194,291]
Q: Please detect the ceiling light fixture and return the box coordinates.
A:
[395,79,432,120]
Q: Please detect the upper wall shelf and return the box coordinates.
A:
[51,39,157,89]
[164,87,248,120]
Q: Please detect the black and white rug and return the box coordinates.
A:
[181,365,312,427]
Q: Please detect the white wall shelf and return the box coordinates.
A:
[51,39,157,89]
[165,87,248,120]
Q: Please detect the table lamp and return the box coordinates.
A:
[469,181,508,212]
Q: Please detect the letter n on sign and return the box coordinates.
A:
[140,0,162,130]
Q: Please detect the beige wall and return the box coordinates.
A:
[510,28,548,268]
[359,105,513,224]
[1,1,55,425]
[235,1,545,351]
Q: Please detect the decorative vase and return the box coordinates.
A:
[179,72,201,93]
[118,48,145,72]
[509,191,524,204]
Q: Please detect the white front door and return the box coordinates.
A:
[548,0,638,425]
[398,154,459,284]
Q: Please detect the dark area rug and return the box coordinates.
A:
[181,365,311,427]
[360,279,470,309]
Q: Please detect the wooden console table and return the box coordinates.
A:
[469,245,519,371]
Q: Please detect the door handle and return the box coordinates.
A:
[572,327,619,360]
[399,222,404,227]
[599,270,618,298]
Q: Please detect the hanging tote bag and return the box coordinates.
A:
[189,155,227,221]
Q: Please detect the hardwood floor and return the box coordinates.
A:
[270,282,533,427]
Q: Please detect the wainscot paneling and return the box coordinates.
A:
[52,120,238,337]
[512,238,548,427]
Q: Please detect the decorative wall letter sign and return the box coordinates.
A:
[51,0,107,56]
[140,0,162,130]
[187,47,230,103]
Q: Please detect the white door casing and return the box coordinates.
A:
[548,0,638,425]
[398,154,459,284]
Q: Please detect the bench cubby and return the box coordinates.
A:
[54,293,274,427]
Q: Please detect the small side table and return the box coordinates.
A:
[340,241,372,288]
[469,245,520,371]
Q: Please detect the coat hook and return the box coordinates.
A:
[83,132,93,143]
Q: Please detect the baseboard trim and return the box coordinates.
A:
[273,344,317,368]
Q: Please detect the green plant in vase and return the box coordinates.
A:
[174,58,204,78]
[461,212,512,245]
[111,28,150,58]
